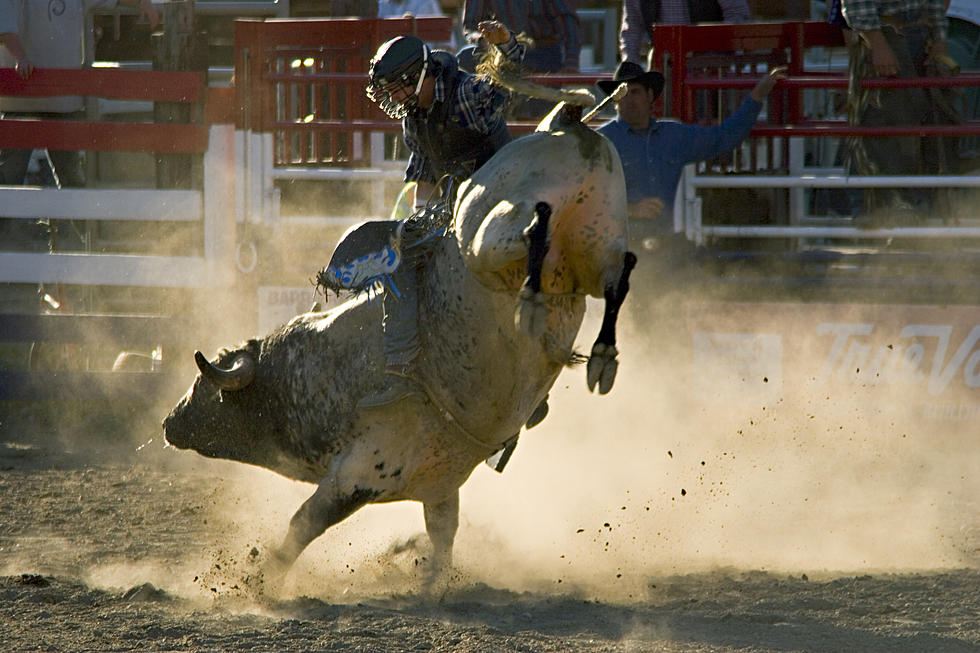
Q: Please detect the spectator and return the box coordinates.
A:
[841,0,950,219]
[356,20,524,408]
[0,0,159,188]
[462,0,581,73]
[378,0,453,51]
[620,0,750,66]
[595,60,785,243]
[290,0,377,17]
[377,0,443,18]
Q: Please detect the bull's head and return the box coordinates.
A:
[162,342,281,467]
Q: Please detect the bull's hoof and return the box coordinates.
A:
[515,286,547,338]
[419,552,455,600]
[258,547,291,589]
[587,343,618,394]
[525,396,549,429]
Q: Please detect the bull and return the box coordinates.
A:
[162,104,636,585]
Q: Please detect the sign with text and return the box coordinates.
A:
[685,302,980,422]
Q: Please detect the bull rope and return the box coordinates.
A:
[415,376,507,453]
[477,38,596,109]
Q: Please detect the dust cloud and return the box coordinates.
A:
[452,297,978,599]
[14,171,974,605]
[145,285,978,606]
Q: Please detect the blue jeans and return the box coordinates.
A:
[381,250,421,367]
[849,24,931,210]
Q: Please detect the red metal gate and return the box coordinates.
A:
[234,17,452,168]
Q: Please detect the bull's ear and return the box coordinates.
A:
[195,350,256,391]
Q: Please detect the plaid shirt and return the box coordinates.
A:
[463,0,582,70]
[404,37,524,183]
[840,0,947,41]
[619,0,750,65]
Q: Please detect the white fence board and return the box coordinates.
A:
[0,253,210,287]
[0,187,202,221]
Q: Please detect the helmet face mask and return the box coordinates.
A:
[367,36,430,120]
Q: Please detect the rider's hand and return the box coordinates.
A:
[478,21,512,46]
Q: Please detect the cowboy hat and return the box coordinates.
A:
[597,61,665,98]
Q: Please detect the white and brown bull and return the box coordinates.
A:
[162,105,636,584]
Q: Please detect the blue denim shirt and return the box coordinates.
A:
[597,95,762,228]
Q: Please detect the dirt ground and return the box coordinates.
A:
[2,402,979,651]
[2,308,980,652]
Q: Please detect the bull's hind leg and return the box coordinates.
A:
[264,481,380,583]
[515,202,552,338]
[587,251,637,394]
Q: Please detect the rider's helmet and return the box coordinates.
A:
[366,36,430,120]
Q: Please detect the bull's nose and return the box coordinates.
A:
[161,412,181,443]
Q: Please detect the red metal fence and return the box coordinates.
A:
[0,67,220,153]
[233,17,453,168]
[652,21,980,165]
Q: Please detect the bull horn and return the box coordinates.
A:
[194,350,256,391]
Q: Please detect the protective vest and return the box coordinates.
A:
[640,0,723,33]
[403,51,511,184]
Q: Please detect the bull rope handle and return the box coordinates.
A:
[582,83,628,123]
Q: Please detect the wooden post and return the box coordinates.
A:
[153,1,208,189]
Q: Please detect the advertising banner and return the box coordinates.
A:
[685,302,980,423]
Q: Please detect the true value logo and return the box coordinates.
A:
[818,323,980,396]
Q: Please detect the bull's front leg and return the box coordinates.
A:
[515,201,552,338]
[587,251,637,394]
[263,481,379,585]
[421,490,459,589]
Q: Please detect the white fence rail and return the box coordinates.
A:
[0,124,236,289]
[679,163,980,245]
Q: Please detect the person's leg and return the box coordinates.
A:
[904,24,946,210]
[0,147,37,247]
[45,148,88,251]
[381,256,421,368]
[852,26,928,215]
[0,111,55,186]
[357,253,423,409]
[46,149,86,189]
[0,147,32,185]
[860,28,928,174]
